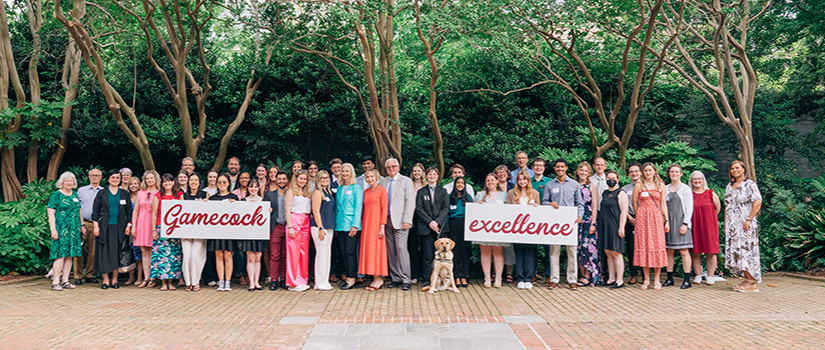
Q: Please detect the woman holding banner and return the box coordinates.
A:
[208,174,239,291]
[475,173,509,288]
[241,180,267,291]
[181,173,208,291]
[507,171,541,290]
[448,177,473,288]
[284,170,312,292]
[311,170,336,291]
[150,174,184,291]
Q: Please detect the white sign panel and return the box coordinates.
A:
[160,200,270,240]
[464,203,579,245]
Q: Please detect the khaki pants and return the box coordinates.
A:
[548,245,577,284]
[73,220,96,279]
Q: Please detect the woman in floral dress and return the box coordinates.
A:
[725,160,763,293]
[575,162,600,287]
[632,162,669,291]
[47,172,84,291]
[150,173,183,291]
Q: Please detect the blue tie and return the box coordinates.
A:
[387,177,394,211]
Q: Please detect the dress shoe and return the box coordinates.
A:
[339,283,354,290]
[547,282,558,290]
[662,278,674,287]
[628,276,637,285]
[355,278,364,285]
[270,281,279,291]
[279,281,287,289]
[387,281,403,288]
[74,279,83,286]
[402,283,411,291]
[610,283,626,289]
[680,279,692,289]
[569,283,579,290]
[85,278,98,284]
[111,283,119,289]
[101,283,109,290]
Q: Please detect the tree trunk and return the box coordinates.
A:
[47,30,83,180]
[26,0,43,182]
[0,3,26,201]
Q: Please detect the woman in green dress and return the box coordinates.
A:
[47,171,84,291]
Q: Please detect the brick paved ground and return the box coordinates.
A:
[1,274,824,349]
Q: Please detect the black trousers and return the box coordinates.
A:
[513,243,537,282]
[625,220,637,277]
[336,230,360,278]
[330,233,343,277]
[202,250,218,283]
[419,231,438,285]
[408,223,422,280]
[449,217,470,279]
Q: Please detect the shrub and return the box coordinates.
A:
[785,208,825,269]
[0,179,55,275]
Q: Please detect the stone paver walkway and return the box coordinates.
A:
[1,274,824,349]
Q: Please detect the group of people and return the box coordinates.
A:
[46,151,764,293]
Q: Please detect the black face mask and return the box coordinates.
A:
[606,179,617,187]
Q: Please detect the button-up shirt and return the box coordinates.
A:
[541,176,584,217]
[77,184,104,220]
[509,167,535,184]
[621,182,636,216]
[589,174,607,207]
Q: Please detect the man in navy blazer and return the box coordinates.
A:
[415,167,450,288]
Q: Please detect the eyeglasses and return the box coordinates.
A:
[386,165,399,168]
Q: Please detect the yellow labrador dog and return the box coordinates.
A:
[428,238,460,294]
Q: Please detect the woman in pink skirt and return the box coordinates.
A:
[284,170,312,292]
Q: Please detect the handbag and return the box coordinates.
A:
[118,239,136,272]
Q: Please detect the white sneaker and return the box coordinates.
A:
[517,282,525,289]
[693,275,703,284]
[224,281,232,291]
[712,275,727,282]
[207,281,218,287]
[292,284,310,292]
[525,282,533,290]
[216,280,224,291]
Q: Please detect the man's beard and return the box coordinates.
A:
[229,169,239,176]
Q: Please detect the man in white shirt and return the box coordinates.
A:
[379,158,416,291]
[589,157,608,207]
[442,164,475,197]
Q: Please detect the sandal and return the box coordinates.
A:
[653,282,662,291]
[51,284,63,291]
[60,282,77,289]
[577,277,591,287]
[505,274,514,283]
[168,285,177,291]
[146,279,157,288]
[160,286,169,291]
[365,286,377,291]
[192,285,200,292]
[137,280,149,288]
[134,280,143,286]
[640,281,650,290]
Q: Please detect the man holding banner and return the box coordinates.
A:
[542,158,584,291]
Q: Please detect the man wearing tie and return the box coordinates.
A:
[415,167,450,290]
[379,158,416,291]
[589,157,608,207]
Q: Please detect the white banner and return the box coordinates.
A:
[464,203,579,245]
[160,200,270,240]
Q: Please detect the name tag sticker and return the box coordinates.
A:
[641,192,650,198]
[119,199,127,205]
[551,188,560,194]
[346,190,352,195]
[72,197,79,202]
[450,205,457,210]
[324,197,331,202]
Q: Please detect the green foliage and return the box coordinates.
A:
[0,180,56,275]
[785,208,825,269]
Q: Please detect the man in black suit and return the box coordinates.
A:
[415,167,451,289]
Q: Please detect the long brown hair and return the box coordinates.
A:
[575,161,592,185]
[511,170,539,203]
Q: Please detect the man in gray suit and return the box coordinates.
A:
[379,158,416,291]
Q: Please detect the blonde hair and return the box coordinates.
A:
[483,173,498,201]
[410,163,426,188]
[511,170,539,203]
[141,170,161,191]
[338,163,357,187]
[55,171,78,189]
[316,170,332,193]
[689,170,710,192]
[575,161,592,185]
[641,162,665,191]
[126,177,142,195]
[290,171,312,197]
[363,169,382,188]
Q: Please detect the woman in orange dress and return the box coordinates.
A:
[359,169,388,290]
[632,162,669,291]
